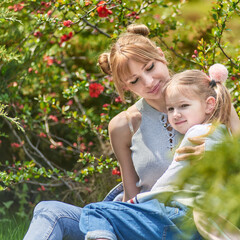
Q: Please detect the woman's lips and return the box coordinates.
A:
[148,82,160,94]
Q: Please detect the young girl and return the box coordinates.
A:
[23,24,240,240]
[79,64,238,240]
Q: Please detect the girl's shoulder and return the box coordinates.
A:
[185,123,228,140]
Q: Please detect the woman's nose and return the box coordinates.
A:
[143,74,154,87]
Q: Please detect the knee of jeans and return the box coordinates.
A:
[34,201,60,216]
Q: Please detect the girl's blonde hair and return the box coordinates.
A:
[98,24,167,102]
[165,70,232,129]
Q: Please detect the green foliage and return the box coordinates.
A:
[0,0,239,220]
[179,134,240,228]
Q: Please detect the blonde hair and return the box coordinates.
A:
[98,24,167,102]
[165,70,232,129]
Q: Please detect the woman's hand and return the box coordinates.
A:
[175,137,205,162]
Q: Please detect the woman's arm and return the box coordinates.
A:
[108,111,140,202]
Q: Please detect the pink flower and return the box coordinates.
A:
[11,142,21,148]
[89,83,104,98]
[114,96,122,103]
[66,99,73,106]
[8,2,24,12]
[39,132,47,138]
[103,103,110,108]
[49,115,59,122]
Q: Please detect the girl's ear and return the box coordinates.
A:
[205,96,216,114]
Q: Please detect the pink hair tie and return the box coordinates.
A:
[208,63,228,87]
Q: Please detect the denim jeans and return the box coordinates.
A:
[23,201,84,240]
[80,199,203,240]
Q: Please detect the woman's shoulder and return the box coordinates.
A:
[109,105,141,136]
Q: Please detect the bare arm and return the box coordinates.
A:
[108,111,140,201]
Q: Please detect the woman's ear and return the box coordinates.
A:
[205,96,216,114]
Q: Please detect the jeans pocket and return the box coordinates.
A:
[166,206,179,219]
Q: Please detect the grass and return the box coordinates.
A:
[0,216,30,240]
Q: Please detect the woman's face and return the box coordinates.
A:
[123,59,170,100]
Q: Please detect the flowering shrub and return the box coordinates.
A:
[0,0,239,212]
[89,83,104,98]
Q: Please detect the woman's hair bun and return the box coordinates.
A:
[127,24,150,37]
[209,63,228,83]
[98,53,111,75]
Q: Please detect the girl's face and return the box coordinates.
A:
[165,90,210,134]
[123,59,170,101]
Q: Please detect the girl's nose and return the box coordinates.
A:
[173,110,181,118]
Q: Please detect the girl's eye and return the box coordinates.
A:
[167,107,174,112]
[181,104,189,108]
[146,63,154,71]
[130,78,139,84]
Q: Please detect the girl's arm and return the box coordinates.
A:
[108,111,140,202]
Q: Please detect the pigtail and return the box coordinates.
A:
[208,64,232,130]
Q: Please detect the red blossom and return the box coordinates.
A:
[112,167,121,176]
[103,103,110,108]
[11,142,21,148]
[63,20,73,27]
[41,2,51,8]
[88,141,93,146]
[8,2,24,12]
[28,67,33,73]
[49,115,59,122]
[43,55,55,66]
[89,83,104,98]
[60,32,73,46]
[33,31,43,38]
[39,132,47,138]
[97,1,112,18]
[66,99,73,105]
[114,96,122,103]
[47,10,52,16]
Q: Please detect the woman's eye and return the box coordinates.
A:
[146,63,154,71]
[130,78,139,84]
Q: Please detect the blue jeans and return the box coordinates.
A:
[80,199,203,240]
[23,201,84,240]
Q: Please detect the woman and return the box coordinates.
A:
[23,24,240,240]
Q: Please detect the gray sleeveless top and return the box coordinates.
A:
[130,98,181,193]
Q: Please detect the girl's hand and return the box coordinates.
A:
[175,137,205,162]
